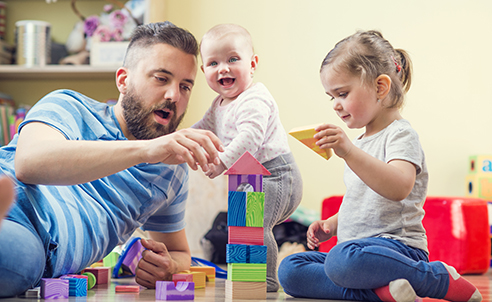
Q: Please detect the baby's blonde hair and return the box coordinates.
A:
[320,30,412,109]
[200,23,254,54]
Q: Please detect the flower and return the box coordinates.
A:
[83,5,137,45]
[84,15,100,37]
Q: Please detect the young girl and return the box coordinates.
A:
[278,30,482,302]
[192,24,303,292]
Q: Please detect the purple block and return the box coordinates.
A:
[40,278,69,299]
[156,281,194,300]
[122,239,145,274]
[228,174,263,192]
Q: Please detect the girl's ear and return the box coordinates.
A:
[116,67,129,94]
[375,74,391,100]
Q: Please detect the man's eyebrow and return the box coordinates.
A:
[155,68,194,86]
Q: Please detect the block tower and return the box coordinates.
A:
[465,154,492,264]
[224,151,270,300]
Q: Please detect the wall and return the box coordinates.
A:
[149,0,492,212]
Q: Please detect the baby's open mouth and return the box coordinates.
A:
[219,78,235,86]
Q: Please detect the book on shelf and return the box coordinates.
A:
[0,92,30,146]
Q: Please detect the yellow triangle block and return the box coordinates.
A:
[289,125,333,160]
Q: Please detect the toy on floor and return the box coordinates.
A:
[113,237,145,278]
[289,124,333,160]
[40,278,69,299]
[115,285,140,293]
[173,271,206,289]
[224,151,268,300]
[82,266,111,285]
[155,281,194,300]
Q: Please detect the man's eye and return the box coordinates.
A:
[155,76,167,82]
[181,85,191,92]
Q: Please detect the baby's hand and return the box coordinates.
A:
[306,220,333,250]
[314,124,353,159]
[205,160,227,179]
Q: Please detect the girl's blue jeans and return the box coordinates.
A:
[278,237,451,301]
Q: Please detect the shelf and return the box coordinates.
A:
[0,65,118,80]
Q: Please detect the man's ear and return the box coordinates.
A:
[375,74,391,100]
[116,67,129,94]
[201,65,204,73]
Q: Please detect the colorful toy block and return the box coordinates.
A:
[156,281,194,300]
[228,174,263,192]
[115,285,140,293]
[82,272,96,289]
[466,174,492,200]
[228,226,264,245]
[227,244,267,264]
[83,267,110,285]
[61,277,87,297]
[40,278,69,299]
[224,151,271,176]
[468,155,492,174]
[189,266,216,282]
[320,195,490,274]
[173,272,194,284]
[227,263,267,282]
[246,192,264,227]
[120,238,144,275]
[176,270,206,289]
[289,125,333,160]
[228,191,247,226]
[225,280,266,300]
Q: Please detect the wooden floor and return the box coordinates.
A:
[2,270,491,302]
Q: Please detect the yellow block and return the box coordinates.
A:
[190,266,216,282]
[178,270,206,288]
[289,125,333,160]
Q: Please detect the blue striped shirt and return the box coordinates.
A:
[1,89,189,276]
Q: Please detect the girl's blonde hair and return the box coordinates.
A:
[320,30,412,109]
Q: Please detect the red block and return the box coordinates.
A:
[228,226,264,245]
[83,267,110,284]
[320,195,490,274]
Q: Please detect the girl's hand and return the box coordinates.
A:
[314,124,353,159]
[307,219,335,250]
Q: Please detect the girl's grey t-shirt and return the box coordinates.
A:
[337,119,429,252]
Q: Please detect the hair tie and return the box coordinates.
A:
[391,56,402,73]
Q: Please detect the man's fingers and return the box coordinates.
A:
[141,238,169,255]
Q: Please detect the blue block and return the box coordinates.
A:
[228,191,246,226]
[226,244,267,264]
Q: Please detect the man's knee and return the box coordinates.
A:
[0,220,45,297]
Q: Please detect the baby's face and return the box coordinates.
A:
[201,35,257,104]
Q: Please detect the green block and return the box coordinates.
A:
[227,263,266,282]
[246,192,264,227]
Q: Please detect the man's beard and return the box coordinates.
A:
[121,89,185,140]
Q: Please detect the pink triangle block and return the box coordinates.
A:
[225,151,271,176]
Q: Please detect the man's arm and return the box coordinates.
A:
[15,122,223,185]
[135,230,191,288]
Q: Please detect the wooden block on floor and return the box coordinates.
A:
[40,278,69,299]
[190,266,216,282]
[246,192,264,227]
[177,270,206,288]
[115,285,140,293]
[225,280,266,300]
[228,191,246,227]
[83,267,110,284]
[61,277,87,297]
[156,281,194,300]
[227,263,266,282]
[228,226,264,245]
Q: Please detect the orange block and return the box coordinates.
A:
[289,125,333,160]
[190,266,215,282]
[176,270,206,289]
